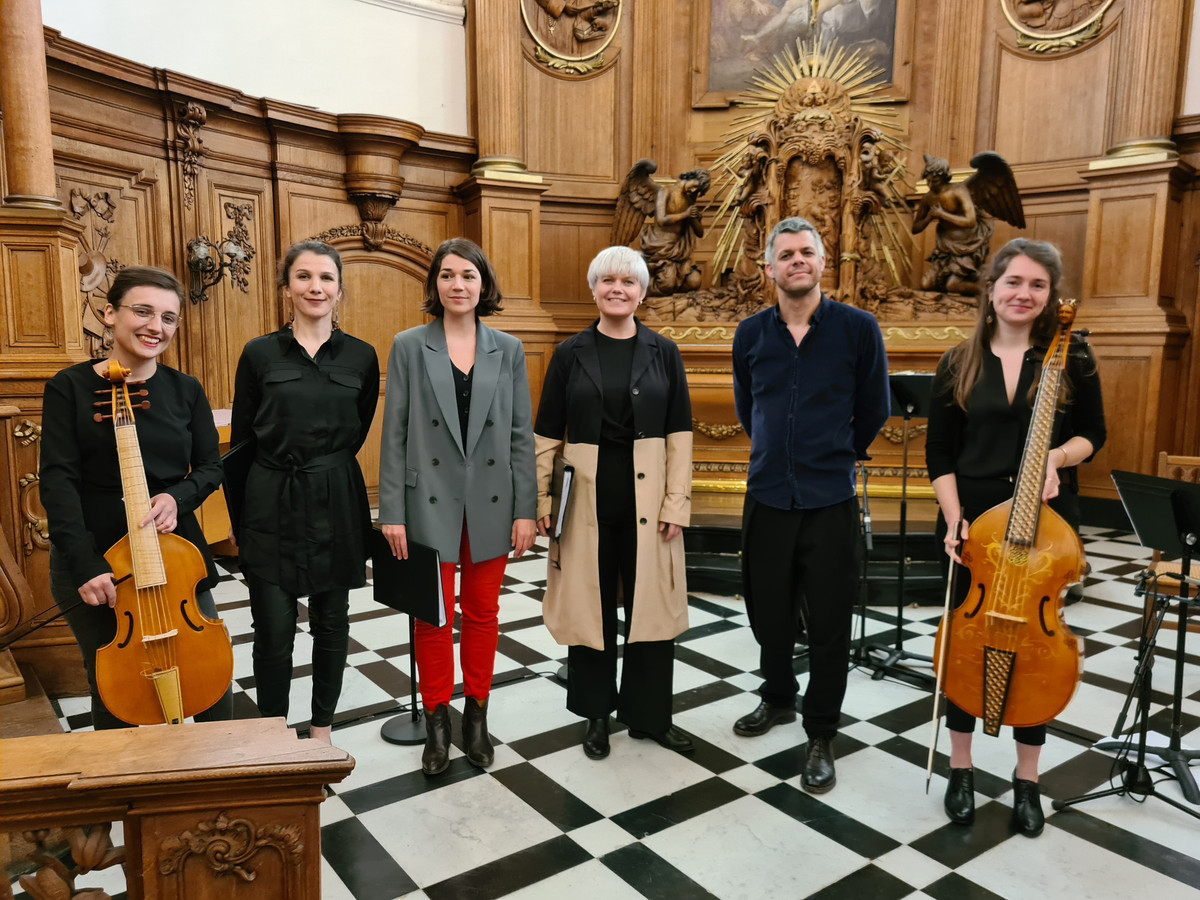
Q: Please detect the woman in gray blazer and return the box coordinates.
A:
[379,238,537,776]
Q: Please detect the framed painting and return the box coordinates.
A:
[693,0,914,107]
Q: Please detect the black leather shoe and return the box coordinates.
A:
[1012,776,1045,837]
[944,767,975,825]
[462,696,494,768]
[583,717,610,760]
[802,736,836,793]
[629,724,695,754]
[421,703,451,776]
[733,700,797,736]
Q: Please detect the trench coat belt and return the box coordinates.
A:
[254,447,357,576]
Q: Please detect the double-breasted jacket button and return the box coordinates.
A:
[486,418,494,426]
[487,458,495,466]
[432,418,440,427]
[637,431,646,439]
[491,495,499,503]
[429,497,438,504]
[432,458,440,466]
[631,386,640,395]
[639,517,648,525]
[637,472,645,479]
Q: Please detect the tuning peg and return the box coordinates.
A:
[92,412,113,423]
[133,400,150,411]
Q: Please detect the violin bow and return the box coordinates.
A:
[925,518,960,794]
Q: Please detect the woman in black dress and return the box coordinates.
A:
[534,245,694,760]
[926,238,1106,836]
[231,241,379,743]
[40,266,232,729]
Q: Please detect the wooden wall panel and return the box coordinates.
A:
[523,65,619,183]
[1085,350,1159,497]
[990,41,1112,164]
[1086,192,1161,304]
[3,247,58,347]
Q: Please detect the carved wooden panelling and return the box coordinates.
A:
[488,208,535,300]
[3,246,59,347]
[523,64,619,182]
[1089,194,1158,301]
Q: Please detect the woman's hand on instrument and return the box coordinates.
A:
[512,518,537,558]
[659,521,682,542]
[142,493,178,533]
[535,515,552,538]
[382,523,408,560]
[1042,451,1063,502]
[79,573,117,608]
[944,518,968,565]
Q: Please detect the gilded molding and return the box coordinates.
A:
[882,326,970,344]
[684,367,733,375]
[533,46,604,74]
[693,462,749,473]
[521,0,621,74]
[176,102,207,211]
[879,423,927,444]
[657,326,735,342]
[158,812,303,881]
[692,418,743,440]
[14,420,47,556]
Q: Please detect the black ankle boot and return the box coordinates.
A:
[422,703,451,776]
[944,767,975,825]
[462,696,494,767]
[583,717,610,760]
[1012,776,1045,837]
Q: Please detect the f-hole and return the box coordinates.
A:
[117,611,134,648]
[1037,595,1055,636]
[179,599,204,632]
[963,584,986,619]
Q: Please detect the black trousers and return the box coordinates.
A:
[567,520,675,733]
[741,494,858,739]
[51,549,233,730]
[247,574,349,728]
[937,476,1081,747]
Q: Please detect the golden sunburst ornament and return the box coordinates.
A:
[709,35,912,296]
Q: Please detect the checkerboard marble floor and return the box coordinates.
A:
[46,526,1200,899]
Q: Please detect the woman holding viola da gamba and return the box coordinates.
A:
[925,238,1106,837]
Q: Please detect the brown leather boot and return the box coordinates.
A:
[462,696,494,767]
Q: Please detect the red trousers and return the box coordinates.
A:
[414,523,508,709]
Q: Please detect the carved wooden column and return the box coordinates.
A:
[925,0,986,167]
[467,0,534,180]
[1104,0,1183,161]
[0,0,60,208]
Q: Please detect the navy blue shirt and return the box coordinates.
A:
[732,296,890,511]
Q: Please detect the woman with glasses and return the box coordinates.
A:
[40,266,233,729]
[231,241,380,744]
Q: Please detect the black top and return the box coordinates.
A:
[452,361,473,448]
[732,296,891,511]
[231,327,380,594]
[40,361,222,591]
[595,330,637,524]
[925,339,1107,493]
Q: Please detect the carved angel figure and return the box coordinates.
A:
[611,159,712,296]
[535,0,618,42]
[912,152,1025,294]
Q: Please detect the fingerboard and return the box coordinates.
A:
[114,421,167,587]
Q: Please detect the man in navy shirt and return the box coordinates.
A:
[731,217,890,793]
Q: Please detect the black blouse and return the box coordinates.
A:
[231,327,379,594]
[40,361,222,591]
[925,339,1107,491]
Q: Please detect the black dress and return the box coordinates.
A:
[231,327,379,594]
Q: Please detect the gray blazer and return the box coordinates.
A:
[378,317,537,564]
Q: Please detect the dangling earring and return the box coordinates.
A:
[985,300,994,324]
[332,303,340,330]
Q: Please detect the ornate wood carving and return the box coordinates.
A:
[68,188,124,358]
[158,811,304,881]
[521,0,621,73]
[176,102,207,211]
[309,224,432,257]
[1001,0,1114,53]
[692,418,743,440]
[15,823,123,900]
[13,419,46,557]
[222,202,255,294]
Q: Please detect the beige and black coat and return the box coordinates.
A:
[534,319,692,651]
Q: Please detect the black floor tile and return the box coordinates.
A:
[424,835,590,900]
[490,762,604,832]
[611,776,745,838]
[809,863,913,900]
[601,843,721,900]
[923,871,1010,900]
[322,816,418,900]
[908,800,1016,868]
[1051,807,1200,889]
[757,783,900,858]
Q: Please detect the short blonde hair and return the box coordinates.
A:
[587,246,650,293]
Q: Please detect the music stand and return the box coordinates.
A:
[1053,469,1200,818]
[862,373,936,684]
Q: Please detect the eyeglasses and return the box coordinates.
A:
[123,305,181,328]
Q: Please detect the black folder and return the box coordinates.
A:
[220,439,254,539]
[369,526,446,627]
[549,456,575,539]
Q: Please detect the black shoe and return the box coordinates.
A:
[733,700,797,737]
[944,767,975,825]
[802,735,836,793]
[583,717,610,760]
[1012,776,1045,837]
[462,696,494,768]
[629,724,695,754]
[421,703,451,776]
